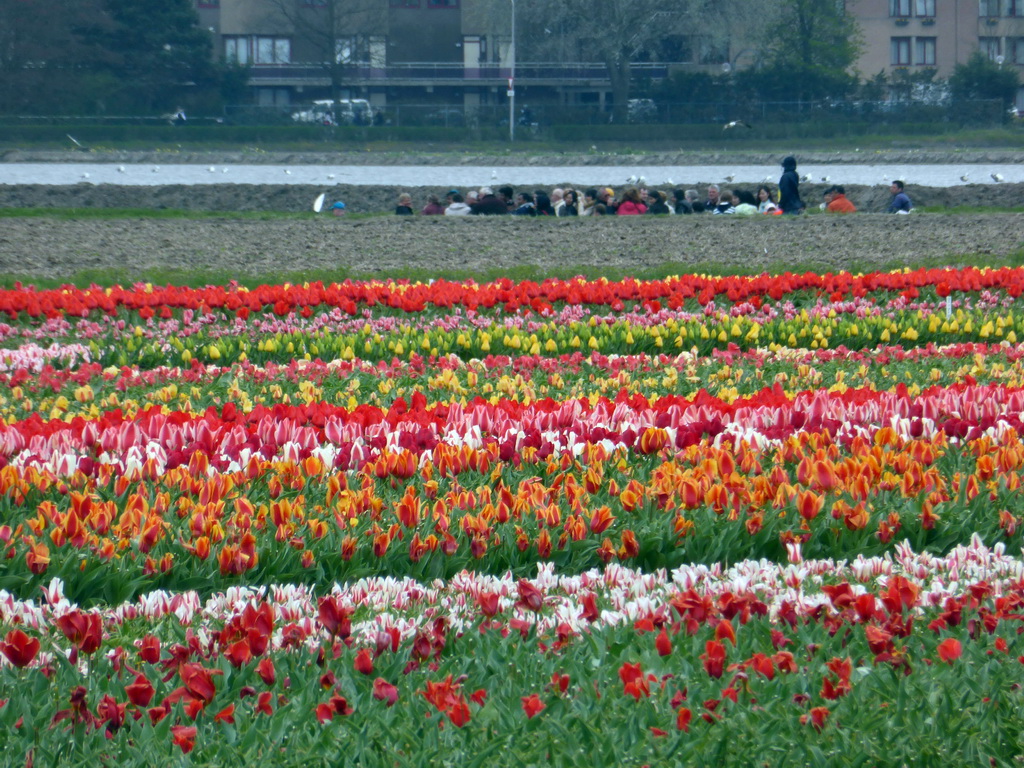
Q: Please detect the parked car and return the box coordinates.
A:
[292,99,371,126]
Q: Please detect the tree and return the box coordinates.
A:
[265,0,385,118]
[514,0,706,123]
[98,0,223,113]
[949,52,1019,121]
[755,0,860,103]
[0,0,118,114]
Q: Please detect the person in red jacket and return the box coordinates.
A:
[616,187,647,215]
[824,185,857,214]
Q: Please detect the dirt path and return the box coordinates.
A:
[2,213,1021,279]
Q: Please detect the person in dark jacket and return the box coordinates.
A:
[470,187,509,215]
[511,192,537,216]
[395,193,414,215]
[672,189,692,214]
[778,156,805,215]
[646,190,672,215]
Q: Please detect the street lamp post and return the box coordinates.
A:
[509,0,516,142]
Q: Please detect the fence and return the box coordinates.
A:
[219,99,1012,128]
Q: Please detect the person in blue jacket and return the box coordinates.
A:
[887,180,913,214]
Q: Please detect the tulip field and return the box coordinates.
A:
[4,266,1024,765]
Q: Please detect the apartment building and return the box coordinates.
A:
[847,0,1024,106]
[194,0,1023,112]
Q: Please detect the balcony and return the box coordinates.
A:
[245,62,670,88]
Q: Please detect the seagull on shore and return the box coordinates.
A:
[960,173,970,182]
[491,170,498,179]
[117,166,126,173]
[723,120,752,130]
[821,175,831,183]
[80,172,90,179]
[663,177,674,186]
[723,174,735,182]
[991,172,1004,182]
[800,173,812,182]
[208,166,216,172]
[152,166,160,173]
[284,169,292,175]
[626,174,638,184]
[327,174,335,180]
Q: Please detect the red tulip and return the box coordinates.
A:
[655,628,673,657]
[372,678,399,707]
[937,638,962,664]
[256,658,276,686]
[0,629,40,668]
[676,707,692,733]
[171,725,197,754]
[125,674,155,708]
[702,640,726,679]
[354,648,374,675]
[521,693,545,719]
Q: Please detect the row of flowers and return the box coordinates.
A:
[2,302,1022,370]
[3,266,1021,319]
[1,539,1022,764]
[1,380,1023,601]
[3,343,1024,429]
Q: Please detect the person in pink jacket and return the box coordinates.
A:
[616,187,647,215]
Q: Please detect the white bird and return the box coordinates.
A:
[491,170,498,179]
[284,169,291,175]
[81,172,90,179]
[960,173,970,182]
[821,175,830,183]
[152,166,160,173]
[723,174,734,182]
[222,168,228,173]
[991,173,1004,182]
[208,166,216,172]
[762,175,773,184]
[663,178,674,186]
[800,174,811,182]
[117,166,126,173]
[723,120,752,130]
[626,174,638,184]
[590,145,597,151]
[327,174,335,180]
[637,175,646,186]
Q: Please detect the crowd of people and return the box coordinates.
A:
[349,158,914,218]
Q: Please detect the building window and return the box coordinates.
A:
[1008,0,1024,15]
[225,37,248,65]
[915,37,936,65]
[390,0,420,6]
[427,0,459,7]
[335,37,354,64]
[890,0,912,15]
[1013,38,1024,63]
[915,0,935,16]
[256,37,290,64]
[979,36,1002,59]
[978,0,998,16]
[891,37,912,65]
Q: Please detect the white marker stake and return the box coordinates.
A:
[946,295,952,319]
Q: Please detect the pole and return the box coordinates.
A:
[509,0,516,142]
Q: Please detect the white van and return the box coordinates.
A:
[292,99,371,125]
